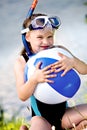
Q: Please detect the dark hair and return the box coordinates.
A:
[20,13,47,62]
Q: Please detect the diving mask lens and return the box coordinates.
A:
[49,17,60,29]
[31,17,46,29]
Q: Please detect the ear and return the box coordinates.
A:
[25,33,30,42]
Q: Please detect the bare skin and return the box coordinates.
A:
[20,116,52,130]
[61,104,87,130]
[51,52,87,76]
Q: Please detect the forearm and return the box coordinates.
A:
[14,57,38,101]
[73,56,87,74]
[17,77,38,101]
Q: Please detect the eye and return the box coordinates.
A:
[48,35,53,39]
[37,35,43,39]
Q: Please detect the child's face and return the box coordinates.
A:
[26,28,54,54]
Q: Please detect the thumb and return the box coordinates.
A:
[58,52,65,58]
[35,61,42,69]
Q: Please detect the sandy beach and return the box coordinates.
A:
[0,0,87,119]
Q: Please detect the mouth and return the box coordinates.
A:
[40,46,52,49]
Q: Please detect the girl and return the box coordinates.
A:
[14,13,87,130]
[14,13,66,130]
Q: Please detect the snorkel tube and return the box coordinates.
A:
[22,0,38,57]
[22,0,41,116]
[26,0,38,18]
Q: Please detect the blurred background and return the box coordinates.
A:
[0,0,87,120]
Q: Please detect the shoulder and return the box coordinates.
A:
[16,55,26,64]
[14,56,26,71]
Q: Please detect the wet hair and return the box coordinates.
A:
[20,13,47,61]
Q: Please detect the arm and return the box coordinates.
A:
[51,52,87,76]
[14,55,36,101]
[72,56,87,74]
[14,56,57,101]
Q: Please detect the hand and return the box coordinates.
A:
[51,52,74,76]
[32,62,57,83]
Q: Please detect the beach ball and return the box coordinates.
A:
[26,47,81,104]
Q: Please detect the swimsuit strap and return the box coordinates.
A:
[30,95,41,116]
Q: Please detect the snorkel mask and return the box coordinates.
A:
[21,16,61,34]
[21,0,61,57]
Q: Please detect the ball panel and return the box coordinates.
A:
[34,57,57,69]
[34,82,69,104]
[48,69,81,97]
[34,57,81,98]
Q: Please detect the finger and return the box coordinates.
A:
[45,79,54,83]
[45,74,57,78]
[42,64,53,71]
[51,61,63,69]
[51,61,61,66]
[51,64,62,69]
[44,69,56,75]
[54,66,65,73]
[58,52,66,58]
[54,66,69,77]
[35,62,42,69]
[61,69,68,77]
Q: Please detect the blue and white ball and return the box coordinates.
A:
[26,47,81,104]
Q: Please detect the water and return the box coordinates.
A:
[0,0,87,119]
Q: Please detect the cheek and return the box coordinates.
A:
[31,42,40,51]
[35,39,42,46]
[49,38,54,44]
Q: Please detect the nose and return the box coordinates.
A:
[43,38,49,45]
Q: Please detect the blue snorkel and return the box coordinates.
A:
[22,0,41,116]
[22,0,38,57]
[26,0,38,19]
